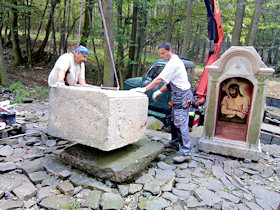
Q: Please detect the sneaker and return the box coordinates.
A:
[172,155,190,163]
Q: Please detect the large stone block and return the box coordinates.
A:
[48,87,148,151]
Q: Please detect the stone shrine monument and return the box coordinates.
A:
[199,46,274,161]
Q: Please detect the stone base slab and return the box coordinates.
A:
[199,137,261,161]
[48,87,148,151]
[60,139,164,183]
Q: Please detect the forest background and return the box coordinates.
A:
[0,0,279,95]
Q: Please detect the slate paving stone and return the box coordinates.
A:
[237,203,250,210]
[249,184,280,209]
[216,191,240,204]
[0,172,28,192]
[255,198,272,210]
[157,161,176,170]
[194,187,221,207]
[37,186,58,201]
[58,169,71,179]
[161,178,175,192]
[245,201,263,210]
[0,200,24,209]
[196,177,225,192]
[155,169,176,180]
[175,183,198,191]
[162,191,178,203]
[41,176,59,187]
[186,195,206,208]
[100,192,124,210]
[28,170,51,184]
[12,182,37,201]
[82,190,102,209]
[222,201,238,210]
[261,168,274,178]
[0,145,14,157]
[42,156,71,176]
[0,161,16,172]
[138,197,170,210]
[24,199,37,208]
[57,180,74,196]
[171,188,190,200]
[129,183,143,194]
[39,195,71,209]
[143,179,160,195]
[174,168,191,178]
[118,184,129,197]
[69,169,112,192]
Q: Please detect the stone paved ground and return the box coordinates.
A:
[0,100,280,210]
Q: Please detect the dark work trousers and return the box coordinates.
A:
[168,82,192,156]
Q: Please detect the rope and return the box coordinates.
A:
[77,0,84,48]
[97,0,120,90]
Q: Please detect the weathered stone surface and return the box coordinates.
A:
[129,184,143,194]
[155,169,176,181]
[69,170,112,192]
[0,200,23,209]
[138,197,170,210]
[60,139,164,182]
[37,186,58,201]
[118,185,129,197]
[199,138,261,161]
[48,87,148,151]
[0,172,28,192]
[57,180,74,196]
[28,171,51,184]
[0,145,14,157]
[0,162,16,172]
[249,184,280,209]
[100,192,124,210]
[186,195,206,208]
[82,190,102,209]
[162,192,178,203]
[13,182,37,201]
[143,179,160,195]
[39,195,70,209]
[194,187,221,207]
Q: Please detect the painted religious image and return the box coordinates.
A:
[218,78,253,124]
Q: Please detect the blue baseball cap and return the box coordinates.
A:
[73,45,89,56]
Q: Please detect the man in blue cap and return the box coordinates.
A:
[48,45,90,87]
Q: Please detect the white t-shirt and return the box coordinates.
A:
[48,53,85,87]
[158,54,191,90]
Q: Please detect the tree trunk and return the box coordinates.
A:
[51,0,58,60]
[36,0,60,59]
[80,0,93,46]
[201,39,207,63]
[166,0,174,43]
[127,2,138,78]
[116,0,125,89]
[32,0,49,51]
[88,1,101,83]
[0,40,8,86]
[231,0,246,46]
[26,0,32,65]
[102,0,115,86]
[245,0,264,46]
[10,0,23,66]
[59,0,67,54]
[181,0,192,57]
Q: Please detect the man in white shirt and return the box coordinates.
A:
[48,45,89,87]
[131,42,193,163]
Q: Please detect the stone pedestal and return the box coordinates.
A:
[199,46,274,161]
[48,87,148,151]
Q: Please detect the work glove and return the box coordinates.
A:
[152,89,163,101]
[129,87,146,93]
[55,79,66,87]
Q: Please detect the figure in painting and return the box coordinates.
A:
[221,83,249,119]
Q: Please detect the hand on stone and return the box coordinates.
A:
[152,89,163,101]
[56,79,66,87]
[129,87,146,93]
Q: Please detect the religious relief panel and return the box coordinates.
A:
[215,77,253,141]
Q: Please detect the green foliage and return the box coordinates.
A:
[61,200,81,210]
[9,82,31,104]
[9,82,49,104]
[34,86,49,99]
